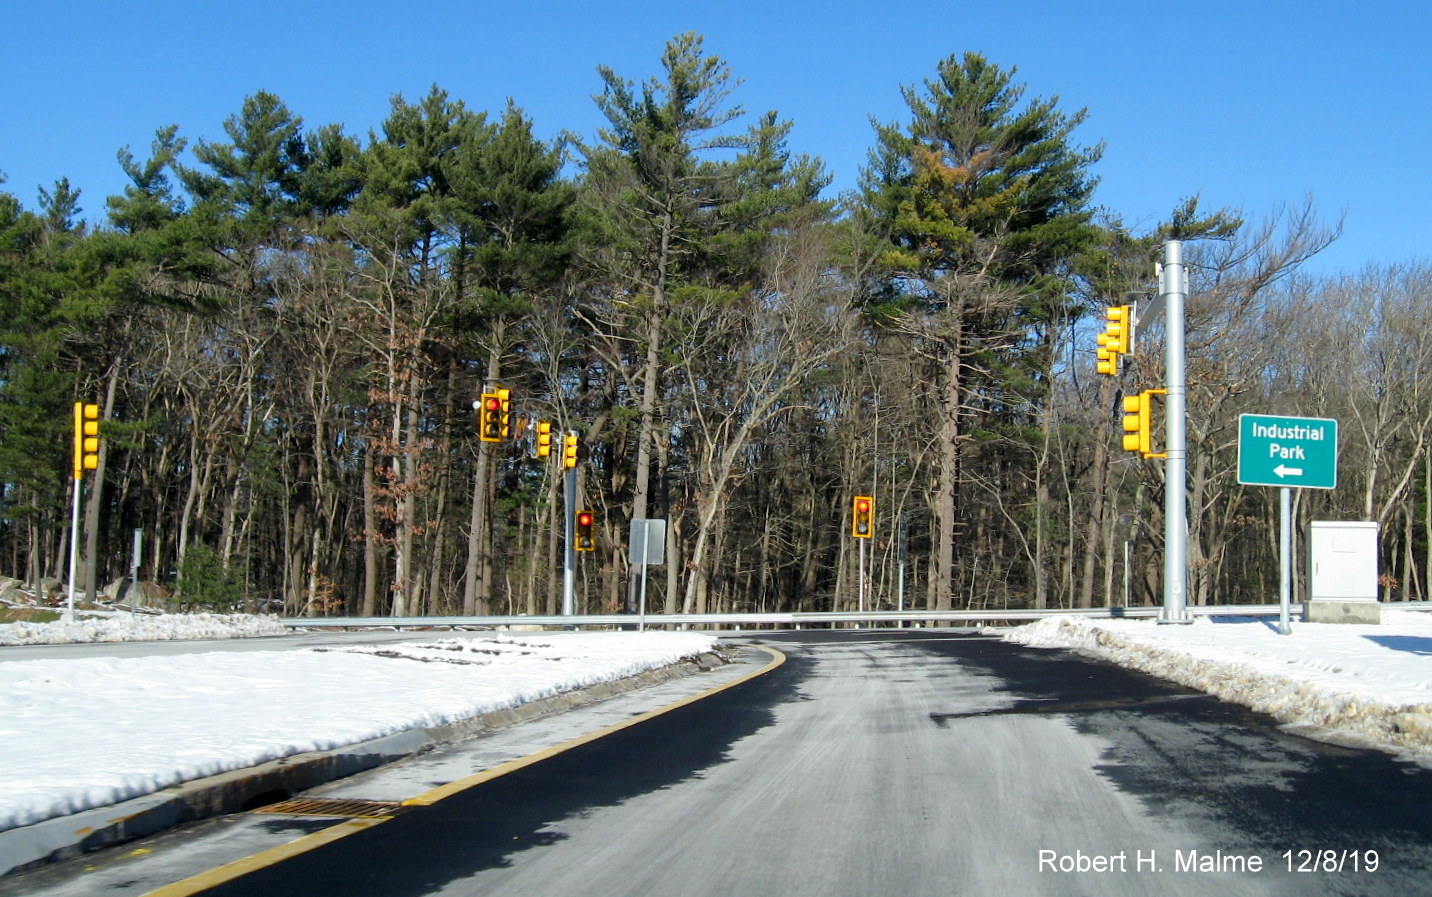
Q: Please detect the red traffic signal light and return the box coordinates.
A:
[575,510,595,551]
[478,393,503,442]
[851,495,874,539]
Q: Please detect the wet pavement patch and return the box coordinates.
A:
[929,693,1214,725]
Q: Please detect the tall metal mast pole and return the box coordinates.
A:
[1161,240,1191,622]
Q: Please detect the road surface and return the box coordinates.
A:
[8,629,1432,895]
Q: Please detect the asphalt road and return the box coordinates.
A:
[16,629,1432,895]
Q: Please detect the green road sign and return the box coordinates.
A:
[1237,414,1338,489]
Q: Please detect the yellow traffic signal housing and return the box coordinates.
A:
[1095,305,1132,376]
[478,393,503,442]
[1105,305,1131,354]
[1121,388,1167,459]
[1121,393,1148,454]
[1095,341,1120,376]
[575,510,595,551]
[562,431,580,469]
[534,420,553,459]
[496,388,511,439]
[851,495,874,539]
[73,402,100,479]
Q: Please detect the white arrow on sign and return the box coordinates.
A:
[1274,465,1304,478]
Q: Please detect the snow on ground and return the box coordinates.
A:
[0,626,716,832]
[1005,609,1432,758]
[0,612,288,646]
[10,608,1432,839]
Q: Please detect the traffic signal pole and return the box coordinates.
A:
[1161,241,1191,623]
[67,402,100,623]
[66,474,82,623]
[851,496,873,612]
[561,432,579,617]
[858,539,867,613]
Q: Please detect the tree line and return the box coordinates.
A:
[2,33,1424,617]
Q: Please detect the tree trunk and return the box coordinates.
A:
[1079,376,1118,607]
[361,443,379,617]
[626,209,675,613]
[934,322,963,612]
[82,362,123,602]
[463,352,503,615]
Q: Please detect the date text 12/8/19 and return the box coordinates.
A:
[1284,850,1379,873]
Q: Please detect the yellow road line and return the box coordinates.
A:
[141,645,786,897]
[140,818,387,897]
[406,645,785,806]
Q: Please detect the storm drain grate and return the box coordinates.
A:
[251,797,410,819]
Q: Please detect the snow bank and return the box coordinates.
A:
[0,613,287,646]
[1004,611,1432,756]
[0,631,716,832]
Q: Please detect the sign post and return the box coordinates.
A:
[129,529,142,619]
[1238,414,1339,634]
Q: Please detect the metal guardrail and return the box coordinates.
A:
[278,604,1314,631]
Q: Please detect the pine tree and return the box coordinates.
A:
[0,183,68,587]
[446,102,574,614]
[348,86,484,615]
[180,91,310,246]
[578,32,841,612]
[860,52,1102,609]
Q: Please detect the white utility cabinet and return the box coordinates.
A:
[1306,521,1380,623]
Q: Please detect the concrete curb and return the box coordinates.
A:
[0,650,731,877]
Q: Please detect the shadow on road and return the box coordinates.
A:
[198,653,807,897]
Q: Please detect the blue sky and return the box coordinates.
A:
[4,0,1426,275]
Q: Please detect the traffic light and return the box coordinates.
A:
[851,495,874,539]
[1121,388,1167,459]
[1095,305,1132,376]
[562,431,580,469]
[534,420,553,459]
[497,388,511,440]
[73,402,100,479]
[575,510,595,551]
[478,393,503,442]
